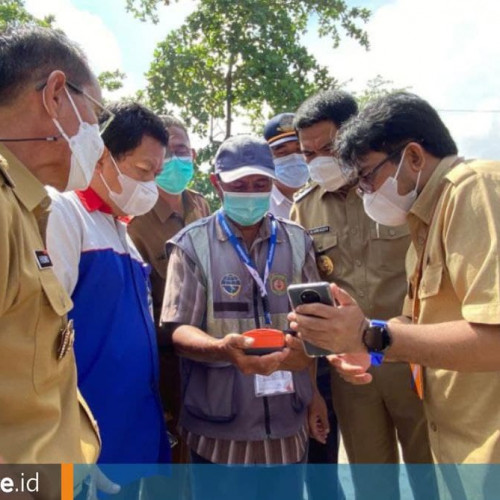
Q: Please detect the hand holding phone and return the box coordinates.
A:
[287,282,337,357]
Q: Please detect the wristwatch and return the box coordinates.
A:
[362,320,392,365]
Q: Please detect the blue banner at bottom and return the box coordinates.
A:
[74,464,500,500]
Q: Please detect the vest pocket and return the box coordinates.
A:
[184,361,237,422]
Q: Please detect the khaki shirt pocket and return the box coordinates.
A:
[418,263,443,299]
[34,270,73,394]
[369,224,410,271]
[312,232,338,279]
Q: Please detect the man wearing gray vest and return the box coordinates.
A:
[161,134,326,499]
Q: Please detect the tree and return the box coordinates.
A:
[98,69,126,93]
[0,0,54,29]
[355,75,410,109]
[139,0,370,144]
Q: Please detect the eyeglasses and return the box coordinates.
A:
[36,80,115,135]
[165,146,192,160]
[65,81,115,135]
[357,142,411,195]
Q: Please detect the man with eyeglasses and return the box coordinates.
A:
[128,116,210,466]
[290,89,432,500]
[290,91,500,496]
[0,26,103,467]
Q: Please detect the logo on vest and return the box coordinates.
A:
[221,273,242,296]
[270,273,287,295]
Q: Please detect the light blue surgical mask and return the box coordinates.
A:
[156,156,194,194]
[222,191,271,226]
[273,153,309,188]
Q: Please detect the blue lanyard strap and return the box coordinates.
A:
[217,210,277,325]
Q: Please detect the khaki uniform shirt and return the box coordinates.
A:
[291,184,410,319]
[128,189,210,323]
[405,156,500,463]
[0,144,100,463]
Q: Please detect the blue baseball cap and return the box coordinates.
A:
[214,135,276,183]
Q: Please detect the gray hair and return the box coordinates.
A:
[0,25,94,105]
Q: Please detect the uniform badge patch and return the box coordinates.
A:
[317,255,334,276]
[34,249,53,269]
[221,274,242,296]
[270,273,288,295]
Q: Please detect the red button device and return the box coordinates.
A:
[242,328,285,355]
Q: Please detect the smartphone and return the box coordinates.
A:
[287,282,336,357]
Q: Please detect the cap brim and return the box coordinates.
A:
[218,165,276,183]
[269,135,298,148]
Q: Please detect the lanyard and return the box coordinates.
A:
[217,211,277,325]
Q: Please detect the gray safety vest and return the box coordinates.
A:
[168,213,313,441]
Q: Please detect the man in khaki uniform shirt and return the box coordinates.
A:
[0,26,102,464]
[128,116,210,463]
[291,89,431,498]
[293,91,500,497]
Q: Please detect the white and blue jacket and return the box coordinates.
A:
[46,187,169,465]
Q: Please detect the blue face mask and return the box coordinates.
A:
[156,156,194,194]
[222,191,271,226]
[273,153,309,188]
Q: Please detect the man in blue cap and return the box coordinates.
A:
[263,113,310,218]
[161,134,328,499]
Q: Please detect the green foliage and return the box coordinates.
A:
[144,0,370,142]
[97,69,126,93]
[186,141,220,213]
[130,0,371,205]
[0,0,54,29]
[355,75,410,109]
[125,0,177,23]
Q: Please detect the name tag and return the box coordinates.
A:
[254,370,295,397]
[309,225,330,235]
[34,249,53,269]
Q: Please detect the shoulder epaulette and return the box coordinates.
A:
[293,182,319,203]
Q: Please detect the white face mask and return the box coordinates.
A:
[363,150,421,227]
[47,87,104,192]
[100,155,159,216]
[273,153,309,188]
[308,155,349,192]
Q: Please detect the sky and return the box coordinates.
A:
[24,0,500,159]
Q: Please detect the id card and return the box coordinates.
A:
[254,370,295,397]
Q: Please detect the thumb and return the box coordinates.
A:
[330,283,357,307]
[226,333,254,349]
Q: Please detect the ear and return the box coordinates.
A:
[42,71,67,119]
[209,172,223,200]
[406,142,426,173]
[95,147,110,174]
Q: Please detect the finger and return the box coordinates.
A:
[310,420,328,444]
[284,334,303,349]
[295,302,335,318]
[330,283,357,307]
[310,426,327,444]
[227,334,254,349]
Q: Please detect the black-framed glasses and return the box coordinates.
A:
[36,80,115,135]
[357,142,411,195]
